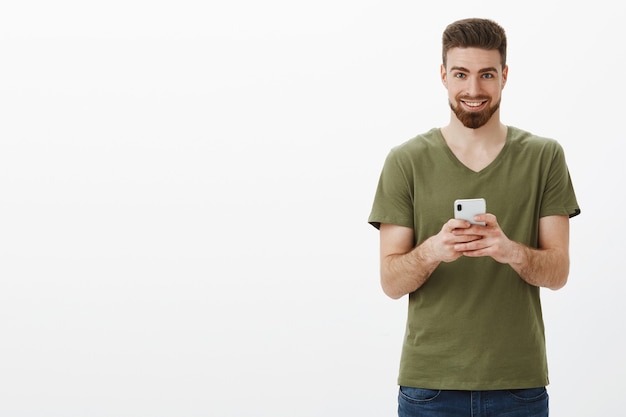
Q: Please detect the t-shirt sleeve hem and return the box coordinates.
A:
[368,216,414,230]
[540,206,581,219]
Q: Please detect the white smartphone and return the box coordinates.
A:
[454,198,486,225]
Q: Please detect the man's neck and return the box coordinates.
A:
[440,115,508,172]
[441,115,507,149]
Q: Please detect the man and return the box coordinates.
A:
[368,18,580,417]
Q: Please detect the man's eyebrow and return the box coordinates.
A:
[449,66,499,73]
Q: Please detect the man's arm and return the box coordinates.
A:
[379,220,479,299]
[508,215,570,290]
[456,214,570,290]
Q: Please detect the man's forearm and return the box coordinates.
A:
[508,242,569,290]
[381,238,442,299]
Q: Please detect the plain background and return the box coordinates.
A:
[1,1,623,416]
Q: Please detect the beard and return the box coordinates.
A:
[449,96,500,129]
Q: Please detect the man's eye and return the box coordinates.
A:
[455,73,466,79]
[482,73,494,79]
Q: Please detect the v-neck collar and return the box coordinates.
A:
[436,127,511,174]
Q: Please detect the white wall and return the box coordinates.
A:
[0,1,623,416]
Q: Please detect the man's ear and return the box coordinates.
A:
[440,64,447,88]
[501,65,509,87]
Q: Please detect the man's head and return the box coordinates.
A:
[441,18,508,129]
[442,18,507,70]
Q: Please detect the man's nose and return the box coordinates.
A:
[466,76,481,96]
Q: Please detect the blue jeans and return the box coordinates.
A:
[398,386,549,417]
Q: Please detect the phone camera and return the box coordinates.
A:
[457,204,462,211]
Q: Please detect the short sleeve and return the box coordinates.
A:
[540,142,580,218]
[368,149,415,230]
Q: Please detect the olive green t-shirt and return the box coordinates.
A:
[368,126,580,390]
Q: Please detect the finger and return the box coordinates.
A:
[476,213,497,226]
[443,221,456,234]
[456,243,487,254]
[449,219,472,231]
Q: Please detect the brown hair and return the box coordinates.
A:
[442,18,507,68]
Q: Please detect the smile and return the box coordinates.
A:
[461,99,488,110]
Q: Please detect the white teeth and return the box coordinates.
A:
[464,101,483,107]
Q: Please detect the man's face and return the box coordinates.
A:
[441,47,508,129]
